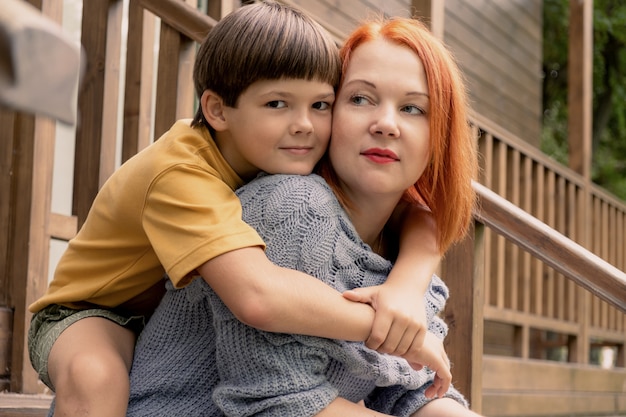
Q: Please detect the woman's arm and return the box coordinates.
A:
[343,204,441,353]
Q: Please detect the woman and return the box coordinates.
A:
[128,16,480,417]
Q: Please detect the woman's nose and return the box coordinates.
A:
[370,107,400,138]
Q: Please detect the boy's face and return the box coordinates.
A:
[214,78,334,181]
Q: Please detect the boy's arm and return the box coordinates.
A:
[343,204,440,354]
[197,246,375,341]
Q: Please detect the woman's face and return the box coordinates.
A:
[330,38,431,202]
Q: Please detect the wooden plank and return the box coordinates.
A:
[0,393,52,417]
[6,113,37,393]
[99,0,124,186]
[122,0,149,162]
[13,112,56,394]
[566,182,578,322]
[0,307,11,384]
[567,0,593,178]
[483,306,580,336]
[496,142,506,309]
[73,0,115,226]
[153,23,181,140]
[0,109,15,308]
[138,0,216,43]
[480,133,493,310]
[47,213,77,242]
[509,148,520,311]
[545,170,555,319]
[533,164,545,316]
[522,157,532,320]
[441,223,484,413]
[411,0,445,38]
[175,36,196,120]
[444,1,543,146]
[555,177,566,320]
[483,355,626,392]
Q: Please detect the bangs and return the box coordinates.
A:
[236,17,340,88]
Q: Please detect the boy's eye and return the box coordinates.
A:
[312,101,332,111]
[266,100,287,109]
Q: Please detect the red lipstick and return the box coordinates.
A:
[361,148,399,163]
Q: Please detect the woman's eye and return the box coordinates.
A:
[266,100,287,109]
[313,101,332,111]
[350,95,368,106]
[402,105,425,115]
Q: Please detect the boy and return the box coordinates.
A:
[28,2,444,416]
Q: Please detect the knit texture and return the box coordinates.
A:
[127,173,467,416]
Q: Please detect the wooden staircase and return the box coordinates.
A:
[0,394,52,417]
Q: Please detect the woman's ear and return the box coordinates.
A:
[201,90,228,131]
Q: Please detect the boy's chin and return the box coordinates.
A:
[267,167,315,176]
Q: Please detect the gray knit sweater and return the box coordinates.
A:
[127,173,467,416]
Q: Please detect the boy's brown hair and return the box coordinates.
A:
[192,1,341,128]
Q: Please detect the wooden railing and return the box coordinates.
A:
[1,1,625,416]
[473,181,626,313]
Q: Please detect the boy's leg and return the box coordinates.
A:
[47,317,136,417]
[412,398,483,417]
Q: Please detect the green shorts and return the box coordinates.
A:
[28,304,145,390]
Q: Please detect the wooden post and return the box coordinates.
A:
[568,0,594,366]
[567,0,593,179]
[441,222,485,412]
[5,0,62,394]
[122,0,155,162]
[411,0,445,39]
[73,0,120,227]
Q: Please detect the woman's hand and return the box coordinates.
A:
[343,284,451,398]
[342,283,427,355]
[405,331,451,398]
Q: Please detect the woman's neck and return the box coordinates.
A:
[344,194,401,254]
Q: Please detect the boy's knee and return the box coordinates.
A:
[60,351,130,393]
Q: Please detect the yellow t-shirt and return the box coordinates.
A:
[29,119,265,316]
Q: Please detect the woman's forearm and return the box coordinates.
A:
[387,203,440,293]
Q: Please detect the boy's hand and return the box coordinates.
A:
[342,283,427,355]
[405,331,451,398]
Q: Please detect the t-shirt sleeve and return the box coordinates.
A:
[143,164,264,286]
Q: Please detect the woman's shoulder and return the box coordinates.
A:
[238,173,334,204]
[237,173,341,225]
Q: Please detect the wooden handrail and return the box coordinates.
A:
[473,181,626,313]
[137,0,215,43]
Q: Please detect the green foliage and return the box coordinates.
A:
[542,0,626,200]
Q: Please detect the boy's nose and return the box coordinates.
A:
[289,111,314,136]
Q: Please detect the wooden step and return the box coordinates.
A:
[0,393,52,417]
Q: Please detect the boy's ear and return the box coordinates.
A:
[201,90,228,131]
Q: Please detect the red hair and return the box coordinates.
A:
[321,17,477,254]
